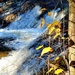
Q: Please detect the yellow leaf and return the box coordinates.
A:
[52,20,61,28]
[48,27,55,35]
[47,21,61,35]
[47,21,61,31]
[41,8,46,11]
[55,28,61,33]
[40,47,53,57]
[53,28,61,39]
[55,57,60,61]
[40,18,45,28]
[53,33,60,39]
[46,68,53,74]
[46,24,51,29]
[48,12,52,16]
[36,45,43,50]
[54,69,64,75]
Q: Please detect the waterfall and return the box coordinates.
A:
[0,5,68,75]
[6,6,42,30]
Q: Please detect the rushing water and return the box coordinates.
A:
[0,5,67,75]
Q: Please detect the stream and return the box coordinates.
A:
[0,5,68,75]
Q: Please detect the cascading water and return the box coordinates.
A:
[0,5,68,75]
[5,6,42,29]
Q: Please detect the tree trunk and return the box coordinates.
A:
[68,0,75,75]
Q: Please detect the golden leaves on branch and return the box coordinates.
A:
[47,20,61,39]
[46,67,53,74]
[47,20,61,33]
[40,47,53,57]
[46,63,59,74]
[36,45,43,50]
[53,28,61,39]
[51,20,61,28]
[54,68,64,75]
[36,46,53,58]
[55,57,60,61]
[46,24,52,29]
[48,26,56,35]
[46,56,66,74]
[46,63,64,75]
[46,68,64,75]
[36,19,65,74]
